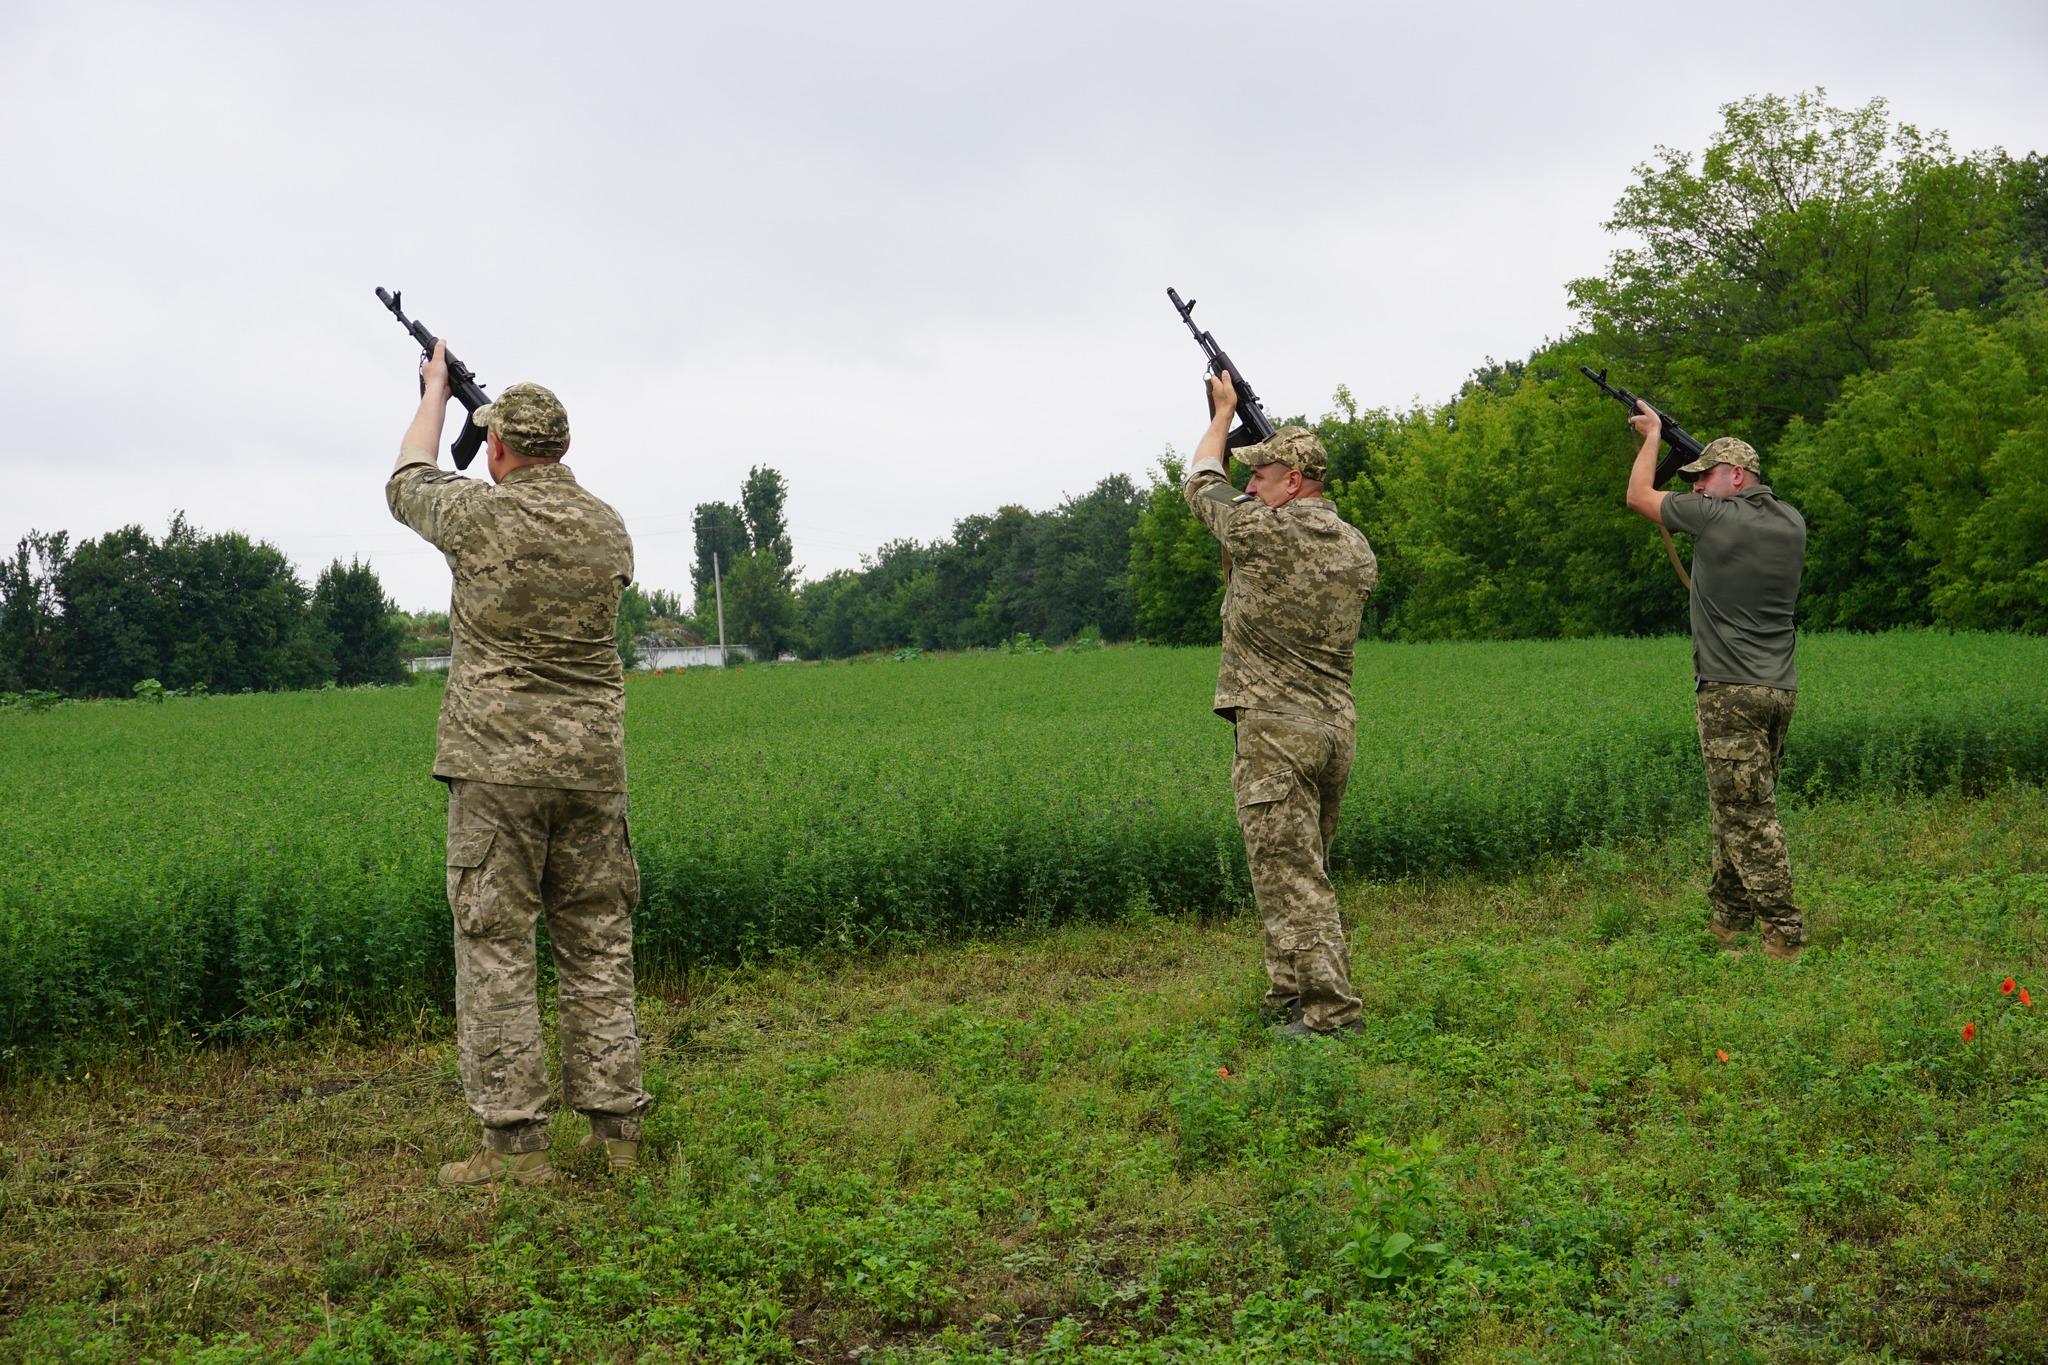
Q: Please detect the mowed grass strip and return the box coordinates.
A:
[3,790,2044,1361]
[4,633,2046,1070]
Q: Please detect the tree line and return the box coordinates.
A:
[790,90,2048,654]
[0,517,407,697]
[10,91,2042,694]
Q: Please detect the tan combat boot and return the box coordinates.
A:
[1708,921,1745,952]
[1761,928,1804,962]
[437,1149,557,1188]
[579,1134,640,1172]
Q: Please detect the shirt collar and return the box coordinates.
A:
[501,462,575,487]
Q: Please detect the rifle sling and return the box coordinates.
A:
[1660,523,1692,590]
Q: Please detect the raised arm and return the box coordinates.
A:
[398,341,454,474]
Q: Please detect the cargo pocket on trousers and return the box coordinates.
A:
[620,818,641,913]
[446,829,497,937]
[1702,735,1772,804]
[1234,773,1293,847]
[1236,773,1293,812]
[458,1022,503,1089]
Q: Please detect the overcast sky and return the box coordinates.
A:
[4,0,2044,612]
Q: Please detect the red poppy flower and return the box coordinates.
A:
[1216,1066,1231,1079]
[2003,977,2017,996]
[2022,988,2034,1008]
[1715,1049,1729,1062]
[1962,1022,1977,1041]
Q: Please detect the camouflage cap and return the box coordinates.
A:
[1238,425,1328,481]
[1677,436,1759,479]
[472,382,570,459]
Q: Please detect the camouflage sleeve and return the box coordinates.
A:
[1183,462,1255,544]
[1660,492,1720,538]
[386,459,487,553]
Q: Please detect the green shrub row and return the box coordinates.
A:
[2,633,2043,1071]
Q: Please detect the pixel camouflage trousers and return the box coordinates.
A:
[1233,710,1363,1031]
[1695,683,1804,945]
[446,779,651,1154]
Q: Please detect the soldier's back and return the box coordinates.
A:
[439,463,633,792]
[1217,500,1378,726]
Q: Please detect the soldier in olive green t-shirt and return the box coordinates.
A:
[1623,402,1809,960]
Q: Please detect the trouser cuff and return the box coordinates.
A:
[586,1113,644,1142]
[483,1124,550,1156]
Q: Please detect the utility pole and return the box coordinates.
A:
[713,552,727,667]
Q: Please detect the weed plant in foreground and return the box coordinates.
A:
[1,632,2044,1067]
[1,791,2044,1360]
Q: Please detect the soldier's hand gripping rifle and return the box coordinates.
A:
[375,287,491,470]
[1579,366,1704,588]
[1168,287,1277,453]
[1578,366,1705,488]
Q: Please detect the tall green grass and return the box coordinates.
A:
[2,633,2042,1069]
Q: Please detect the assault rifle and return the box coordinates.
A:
[375,287,491,470]
[1578,366,1703,488]
[1167,287,1276,452]
[1579,366,1704,588]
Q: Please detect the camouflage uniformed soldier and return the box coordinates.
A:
[389,342,651,1186]
[1185,371,1380,1037]
[1624,402,1808,959]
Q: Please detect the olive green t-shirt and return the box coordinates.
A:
[1660,484,1806,691]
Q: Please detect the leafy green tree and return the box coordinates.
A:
[57,516,324,696]
[1016,476,1146,643]
[938,508,1031,649]
[310,558,405,686]
[1326,349,1698,642]
[616,582,656,669]
[796,569,867,659]
[723,547,798,658]
[1128,455,1225,645]
[851,539,941,651]
[1315,389,1408,637]
[641,587,685,622]
[1775,296,2048,631]
[740,466,794,568]
[56,525,170,696]
[690,501,749,607]
[153,516,326,693]
[1570,90,2021,445]
[0,531,69,693]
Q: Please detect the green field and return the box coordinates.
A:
[3,789,2044,1360]
[4,634,2046,1071]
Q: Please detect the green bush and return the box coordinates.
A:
[2,633,2044,1070]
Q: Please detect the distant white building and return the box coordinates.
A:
[407,639,754,675]
[641,643,756,669]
